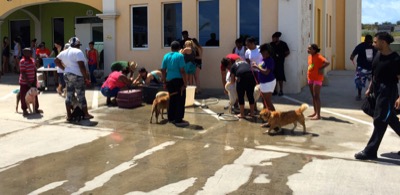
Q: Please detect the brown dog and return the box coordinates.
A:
[150,91,169,124]
[259,103,308,134]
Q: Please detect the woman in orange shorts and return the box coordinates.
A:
[307,44,330,120]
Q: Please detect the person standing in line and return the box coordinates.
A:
[19,48,41,116]
[13,37,22,73]
[55,43,70,97]
[86,41,99,86]
[192,38,203,94]
[180,40,196,85]
[179,30,191,49]
[251,43,276,113]
[270,32,290,96]
[161,41,189,127]
[2,36,10,75]
[55,37,93,122]
[30,39,37,60]
[350,34,377,101]
[245,37,262,66]
[232,38,246,60]
[355,32,400,160]
[307,44,330,120]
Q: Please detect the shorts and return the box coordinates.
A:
[101,87,120,98]
[308,80,323,86]
[260,79,276,93]
[185,62,196,74]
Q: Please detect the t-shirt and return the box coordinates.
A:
[351,42,377,70]
[372,52,400,86]
[36,48,51,58]
[111,61,129,72]
[220,53,241,71]
[307,53,327,82]
[270,41,289,65]
[245,46,263,64]
[19,57,36,85]
[161,51,186,81]
[102,71,126,90]
[56,47,86,76]
[230,61,252,78]
[258,57,275,83]
[87,49,98,65]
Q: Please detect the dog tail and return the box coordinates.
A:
[299,103,309,113]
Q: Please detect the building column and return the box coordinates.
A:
[278,0,312,93]
[97,0,119,76]
[345,0,361,70]
[0,20,3,69]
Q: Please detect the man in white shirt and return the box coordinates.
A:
[55,37,93,122]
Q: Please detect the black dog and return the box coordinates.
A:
[69,106,84,122]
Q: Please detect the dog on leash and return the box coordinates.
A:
[69,95,85,122]
[259,103,309,135]
[225,82,261,113]
[16,87,40,114]
[150,91,169,124]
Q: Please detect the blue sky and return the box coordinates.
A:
[362,0,400,24]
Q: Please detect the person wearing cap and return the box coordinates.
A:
[161,41,188,127]
[220,53,241,110]
[270,31,290,96]
[55,37,93,122]
[133,67,162,86]
[19,47,41,116]
[110,61,137,79]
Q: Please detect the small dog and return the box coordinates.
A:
[259,103,309,135]
[225,82,261,113]
[150,91,169,124]
[16,87,40,114]
[69,95,85,122]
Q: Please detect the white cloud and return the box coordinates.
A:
[362,0,400,24]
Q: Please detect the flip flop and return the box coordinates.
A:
[236,114,245,119]
[84,115,94,120]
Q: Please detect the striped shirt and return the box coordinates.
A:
[19,57,36,85]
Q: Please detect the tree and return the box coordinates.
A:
[397,21,400,25]
[382,21,392,25]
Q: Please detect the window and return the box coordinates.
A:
[163,3,182,47]
[198,0,219,46]
[53,18,64,44]
[10,20,30,49]
[131,6,148,48]
[239,0,260,44]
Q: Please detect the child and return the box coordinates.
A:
[307,44,330,120]
[86,41,99,86]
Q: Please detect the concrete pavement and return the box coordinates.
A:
[0,71,399,195]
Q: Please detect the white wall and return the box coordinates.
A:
[345,0,361,70]
[278,0,312,93]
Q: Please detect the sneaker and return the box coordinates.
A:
[174,120,189,127]
[354,150,377,160]
[272,91,278,96]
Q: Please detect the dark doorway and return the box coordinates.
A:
[53,18,65,45]
[10,20,30,49]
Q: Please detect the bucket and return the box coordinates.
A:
[185,85,196,107]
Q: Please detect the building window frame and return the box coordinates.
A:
[162,2,183,48]
[237,0,261,45]
[198,0,220,47]
[131,4,149,50]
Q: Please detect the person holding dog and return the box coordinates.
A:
[110,61,137,79]
[133,67,162,86]
[307,44,330,120]
[161,41,188,127]
[55,37,93,122]
[19,47,41,116]
[355,32,400,160]
[101,67,134,106]
[220,53,241,110]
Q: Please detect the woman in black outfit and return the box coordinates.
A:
[224,59,256,118]
[2,36,10,75]
[355,32,400,160]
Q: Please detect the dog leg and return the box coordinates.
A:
[291,122,298,134]
[299,119,306,134]
[150,107,155,123]
[155,109,160,124]
[161,108,165,119]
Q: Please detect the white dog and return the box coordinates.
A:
[25,87,39,114]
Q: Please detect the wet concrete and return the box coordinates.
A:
[0,71,399,194]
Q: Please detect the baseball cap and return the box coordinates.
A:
[68,37,81,47]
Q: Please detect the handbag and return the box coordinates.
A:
[361,94,375,117]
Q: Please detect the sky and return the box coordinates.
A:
[362,0,400,24]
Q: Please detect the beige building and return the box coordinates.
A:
[0,0,362,93]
